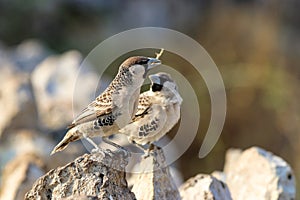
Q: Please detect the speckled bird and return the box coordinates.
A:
[51,56,161,154]
[119,72,182,151]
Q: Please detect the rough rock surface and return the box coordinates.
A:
[25,150,135,200]
[179,174,232,200]
[131,146,181,200]
[224,147,296,200]
[0,153,45,200]
[62,195,99,200]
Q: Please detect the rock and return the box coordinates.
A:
[224,147,296,200]
[31,50,98,130]
[131,146,181,200]
[223,148,242,173]
[62,195,99,200]
[25,150,135,200]
[0,42,9,62]
[0,130,54,163]
[0,153,45,200]
[179,174,232,200]
[0,65,38,137]
[0,130,48,180]
[11,39,51,73]
[211,171,226,183]
[0,129,81,173]
[0,129,85,199]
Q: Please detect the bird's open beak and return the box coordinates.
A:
[147,58,161,69]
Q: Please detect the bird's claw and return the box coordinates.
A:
[142,152,151,159]
[120,148,131,158]
[91,147,105,157]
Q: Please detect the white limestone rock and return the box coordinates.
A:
[12,39,51,73]
[0,65,38,137]
[25,151,135,200]
[131,146,181,200]
[0,153,45,200]
[224,147,296,200]
[211,170,226,183]
[179,174,232,200]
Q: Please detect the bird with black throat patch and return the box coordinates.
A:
[118,72,182,154]
[51,56,162,155]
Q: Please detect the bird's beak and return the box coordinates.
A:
[149,74,161,85]
[147,58,161,70]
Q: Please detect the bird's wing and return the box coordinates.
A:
[69,90,113,127]
[122,103,168,140]
[135,92,152,116]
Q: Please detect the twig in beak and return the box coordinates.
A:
[155,48,164,59]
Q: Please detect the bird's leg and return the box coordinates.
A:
[86,137,99,149]
[102,136,130,157]
[149,144,161,169]
[130,140,151,158]
[148,143,155,153]
[102,136,126,151]
[144,143,157,159]
[85,137,105,156]
[131,140,147,151]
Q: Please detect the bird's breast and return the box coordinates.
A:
[111,87,140,128]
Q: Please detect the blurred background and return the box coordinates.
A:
[0,0,299,199]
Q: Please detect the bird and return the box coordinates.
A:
[118,72,183,153]
[51,56,162,155]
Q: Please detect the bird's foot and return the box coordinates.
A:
[120,147,131,158]
[91,147,106,157]
[142,151,151,159]
[102,137,131,158]
[142,143,155,159]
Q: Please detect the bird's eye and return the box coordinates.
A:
[152,83,163,92]
[135,59,149,65]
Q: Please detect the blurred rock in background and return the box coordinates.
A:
[0,41,99,199]
[223,147,295,200]
[179,147,296,200]
[0,153,45,200]
[11,39,51,73]
[179,174,232,200]
[31,50,98,130]
[0,65,37,136]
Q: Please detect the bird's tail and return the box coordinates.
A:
[50,127,81,155]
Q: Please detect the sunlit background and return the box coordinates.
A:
[0,0,299,199]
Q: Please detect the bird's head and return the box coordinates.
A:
[149,72,182,104]
[149,72,178,93]
[120,56,161,79]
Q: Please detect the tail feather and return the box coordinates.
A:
[51,128,80,155]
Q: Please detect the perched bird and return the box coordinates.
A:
[119,72,182,152]
[51,56,161,155]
